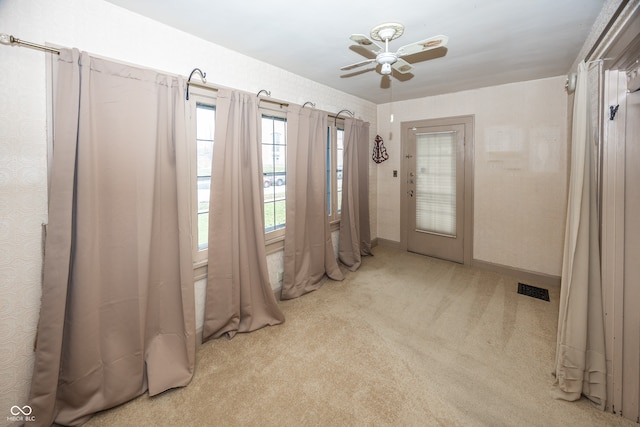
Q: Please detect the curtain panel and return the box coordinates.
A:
[552,60,607,408]
[28,49,195,426]
[338,118,372,271]
[281,106,344,299]
[203,89,284,341]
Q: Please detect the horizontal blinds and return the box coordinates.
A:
[415,131,456,237]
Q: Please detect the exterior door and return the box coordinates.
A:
[402,117,471,264]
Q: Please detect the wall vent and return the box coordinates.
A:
[517,282,550,302]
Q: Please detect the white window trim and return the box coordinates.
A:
[327,119,344,225]
[187,87,217,278]
[261,111,288,254]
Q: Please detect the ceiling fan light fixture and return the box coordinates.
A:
[381,63,392,75]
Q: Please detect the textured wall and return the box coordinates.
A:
[0,31,48,427]
[0,0,376,424]
[0,3,50,425]
[376,76,568,277]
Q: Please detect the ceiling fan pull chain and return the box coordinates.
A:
[372,134,389,164]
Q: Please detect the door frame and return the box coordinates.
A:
[400,115,475,265]
[599,5,640,417]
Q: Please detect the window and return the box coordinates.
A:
[415,131,457,236]
[189,100,343,264]
[196,104,215,250]
[326,122,344,223]
[336,127,344,215]
[262,115,287,237]
[188,88,216,266]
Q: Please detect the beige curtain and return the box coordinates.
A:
[281,106,344,299]
[28,49,195,426]
[552,61,607,408]
[339,118,372,271]
[203,89,285,340]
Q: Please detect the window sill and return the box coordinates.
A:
[193,258,208,281]
[192,219,340,280]
[265,234,285,255]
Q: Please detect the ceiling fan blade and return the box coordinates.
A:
[341,66,377,78]
[349,34,382,53]
[392,58,413,74]
[396,35,448,57]
[340,58,376,71]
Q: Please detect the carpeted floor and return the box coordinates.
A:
[85,245,634,426]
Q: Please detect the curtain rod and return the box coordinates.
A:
[0,33,60,54]
[0,39,286,108]
[255,89,289,109]
[186,68,289,109]
[187,81,289,107]
[2,37,352,118]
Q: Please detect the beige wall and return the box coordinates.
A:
[0,0,376,423]
[375,76,568,276]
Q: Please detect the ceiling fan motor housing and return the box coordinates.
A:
[377,51,398,65]
[376,51,397,75]
[371,23,404,75]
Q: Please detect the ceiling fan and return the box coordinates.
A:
[341,22,448,77]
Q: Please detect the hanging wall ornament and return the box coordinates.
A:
[372,134,389,164]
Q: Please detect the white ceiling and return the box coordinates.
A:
[104,0,604,104]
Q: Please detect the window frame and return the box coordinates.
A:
[261,111,288,251]
[187,87,217,273]
[188,97,345,269]
[327,119,344,225]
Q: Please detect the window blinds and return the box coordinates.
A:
[415,131,457,237]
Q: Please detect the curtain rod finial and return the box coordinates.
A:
[0,33,14,45]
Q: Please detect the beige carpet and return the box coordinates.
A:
[85,246,634,426]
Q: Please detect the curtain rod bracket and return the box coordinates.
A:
[186,68,207,100]
[334,109,354,126]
